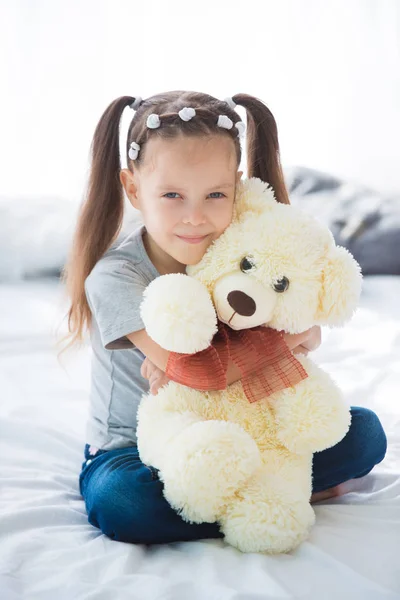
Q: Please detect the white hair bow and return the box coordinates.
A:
[146,114,161,129]
[224,97,237,110]
[217,115,246,138]
[178,107,196,121]
[130,97,143,111]
[128,141,140,160]
[217,115,233,130]
[235,121,246,138]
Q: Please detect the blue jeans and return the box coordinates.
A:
[79,406,387,545]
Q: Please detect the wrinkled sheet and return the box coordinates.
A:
[0,277,399,600]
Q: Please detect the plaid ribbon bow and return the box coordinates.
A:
[166,320,308,403]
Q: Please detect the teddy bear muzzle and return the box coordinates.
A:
[213,272,277,330]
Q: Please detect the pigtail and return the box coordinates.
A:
[233,94,290,205]
[61,96,135,349]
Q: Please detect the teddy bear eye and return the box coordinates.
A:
[240,256,256,273]
[273,277,290,293]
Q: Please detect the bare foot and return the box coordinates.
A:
[310,477,367,504]
[310,486,341,503]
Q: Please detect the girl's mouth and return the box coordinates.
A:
[176,235,209,244]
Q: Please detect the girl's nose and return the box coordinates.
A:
[182,206,207,226]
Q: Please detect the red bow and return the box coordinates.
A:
[166,321,308,403]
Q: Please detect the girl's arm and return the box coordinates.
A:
[140,352,243,395]
[128,327,321,392]
[129,329,244,389]
[127,329,169,371]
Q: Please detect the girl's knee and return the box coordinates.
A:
[84,461,162,543]
[84,462,221,545]
[350,406,387,466]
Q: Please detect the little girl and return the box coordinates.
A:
[64,91,387,545]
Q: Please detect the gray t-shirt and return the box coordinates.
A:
[84,225,160,450]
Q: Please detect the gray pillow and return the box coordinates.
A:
[284,167,400,275]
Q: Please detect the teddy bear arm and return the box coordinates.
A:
[140,273,218,353]
[272,359,352,454]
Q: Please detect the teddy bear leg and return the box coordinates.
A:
[220,468,315,554]
[161,420,263,525]
[272,358,352,454]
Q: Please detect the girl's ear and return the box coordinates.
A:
[120,168,140,210]
[236,170,243,184]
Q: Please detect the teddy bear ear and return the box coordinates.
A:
[234,177,277,220]
[316,246,363,326]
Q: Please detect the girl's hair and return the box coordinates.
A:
[62,90,290,350]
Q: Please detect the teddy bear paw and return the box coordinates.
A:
[220,474,315,553]
[273,363,352,454]
[140,273,217,353]
[275,398,352,454]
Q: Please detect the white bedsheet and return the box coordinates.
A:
[0,277,399,600]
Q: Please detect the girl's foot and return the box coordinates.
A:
[310,476,368,504]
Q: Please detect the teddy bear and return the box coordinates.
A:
[136,177,362,554]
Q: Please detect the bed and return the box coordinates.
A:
[1,164,400,599]
[0,274,399,600]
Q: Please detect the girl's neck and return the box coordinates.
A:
[143,231,186,275]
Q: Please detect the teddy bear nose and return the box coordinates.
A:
[227,290,256,316]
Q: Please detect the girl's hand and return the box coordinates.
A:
[141,357,170,395]
[284,326,321,356]
[301,325,321,351]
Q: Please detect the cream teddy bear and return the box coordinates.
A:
[136,177,362,554]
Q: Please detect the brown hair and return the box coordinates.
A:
[61,90,290,349]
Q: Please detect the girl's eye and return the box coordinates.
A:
[163,193,181,199]
[163,192,226,199]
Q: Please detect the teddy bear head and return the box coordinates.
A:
[140,178,362,354]
[187,178,362,335]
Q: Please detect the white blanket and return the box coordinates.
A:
[0,277,399,600]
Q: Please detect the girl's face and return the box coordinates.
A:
[121,134,241,274]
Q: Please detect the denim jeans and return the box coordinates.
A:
[79,406,387,545]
